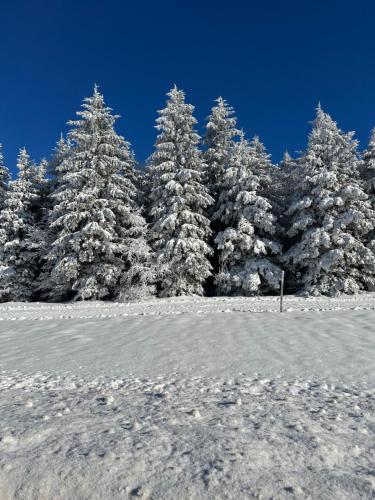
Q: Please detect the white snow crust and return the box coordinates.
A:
[0,295,374,499]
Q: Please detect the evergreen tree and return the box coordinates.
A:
[204,97,241,213]
[203,98,241,291]
[0,144,10,210]
[280,150,293,169]
[274,151,293,215]
[362,128,375,198]
[49,135,72,187]
[37,138,73,297]
[283,105,375,295]
[246,135,274,180]
[32,158,49,214]
[46,86,154,301]
[214,135,282,295]
[0,148,40,301]
[148,86,213,297]
[276,151,303,219]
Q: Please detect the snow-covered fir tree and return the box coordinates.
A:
[246,135,273,179]
[32,158,49,214]
[283,105,375,295]
[37,137,73,297]
[276,151,302,217]
[147,86,213,297]
[0,148,41,301]
[273,151,293,214]
[362,128,375,199]
[0,144,10,211]
[204,97,241,212]
[49,135,73,186]
[43,136,74,240]
[31,157,53,274]
[213,135,282,295]
[248,134,282,213]
[203,98,241,288]
[280,150,293,170]
[45,86,154,301]
[278,151,295,199]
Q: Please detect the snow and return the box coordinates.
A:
[0,296,375,498]
[283,105,375,295]
[43,86,154,302]
[147,86,213,297]
[214,136,282,295]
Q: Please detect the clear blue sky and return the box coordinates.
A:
[1,0,375,174]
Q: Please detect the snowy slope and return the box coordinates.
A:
[1,292,375,320]
[0,296,375,499]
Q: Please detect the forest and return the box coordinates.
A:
[0,85,374,301]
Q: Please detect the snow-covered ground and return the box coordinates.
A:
[0,295,374,499]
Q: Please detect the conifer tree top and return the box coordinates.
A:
[364,127,375,158]
[205,97,239,143]
[281,151,292,164]
[0,144,10,185]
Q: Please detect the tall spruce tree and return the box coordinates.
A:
[361,128,375,249]
[0,148,41,301]
[0,144,10,211]
[246,136,273,179]
[283,105,375,295]
[362,128,375,199]
[203,98,241,291]
[277,151,303,219]
[49,135,72,187]
[273,151,293,216]
[280,150,293,170]
[45,86,154,301]
[148,86,213,297]
[31,157,51,271]
[37,137,73,297]
[214,135,282,295]
[204,97,241,212]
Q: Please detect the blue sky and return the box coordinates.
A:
[1,0,375,174]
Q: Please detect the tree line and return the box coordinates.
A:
[0,85,374,302]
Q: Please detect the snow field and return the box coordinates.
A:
[0,292,375,321]
[0,372,374,499]
[0,296,375,499]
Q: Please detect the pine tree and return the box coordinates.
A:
[0,144,10,211]
[0,148,40,301]
[148,86,213,297]
[283,105,375,295]
[214,135,282,295]
[46,86,154,301]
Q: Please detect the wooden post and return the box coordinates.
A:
[280,270,285,313]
